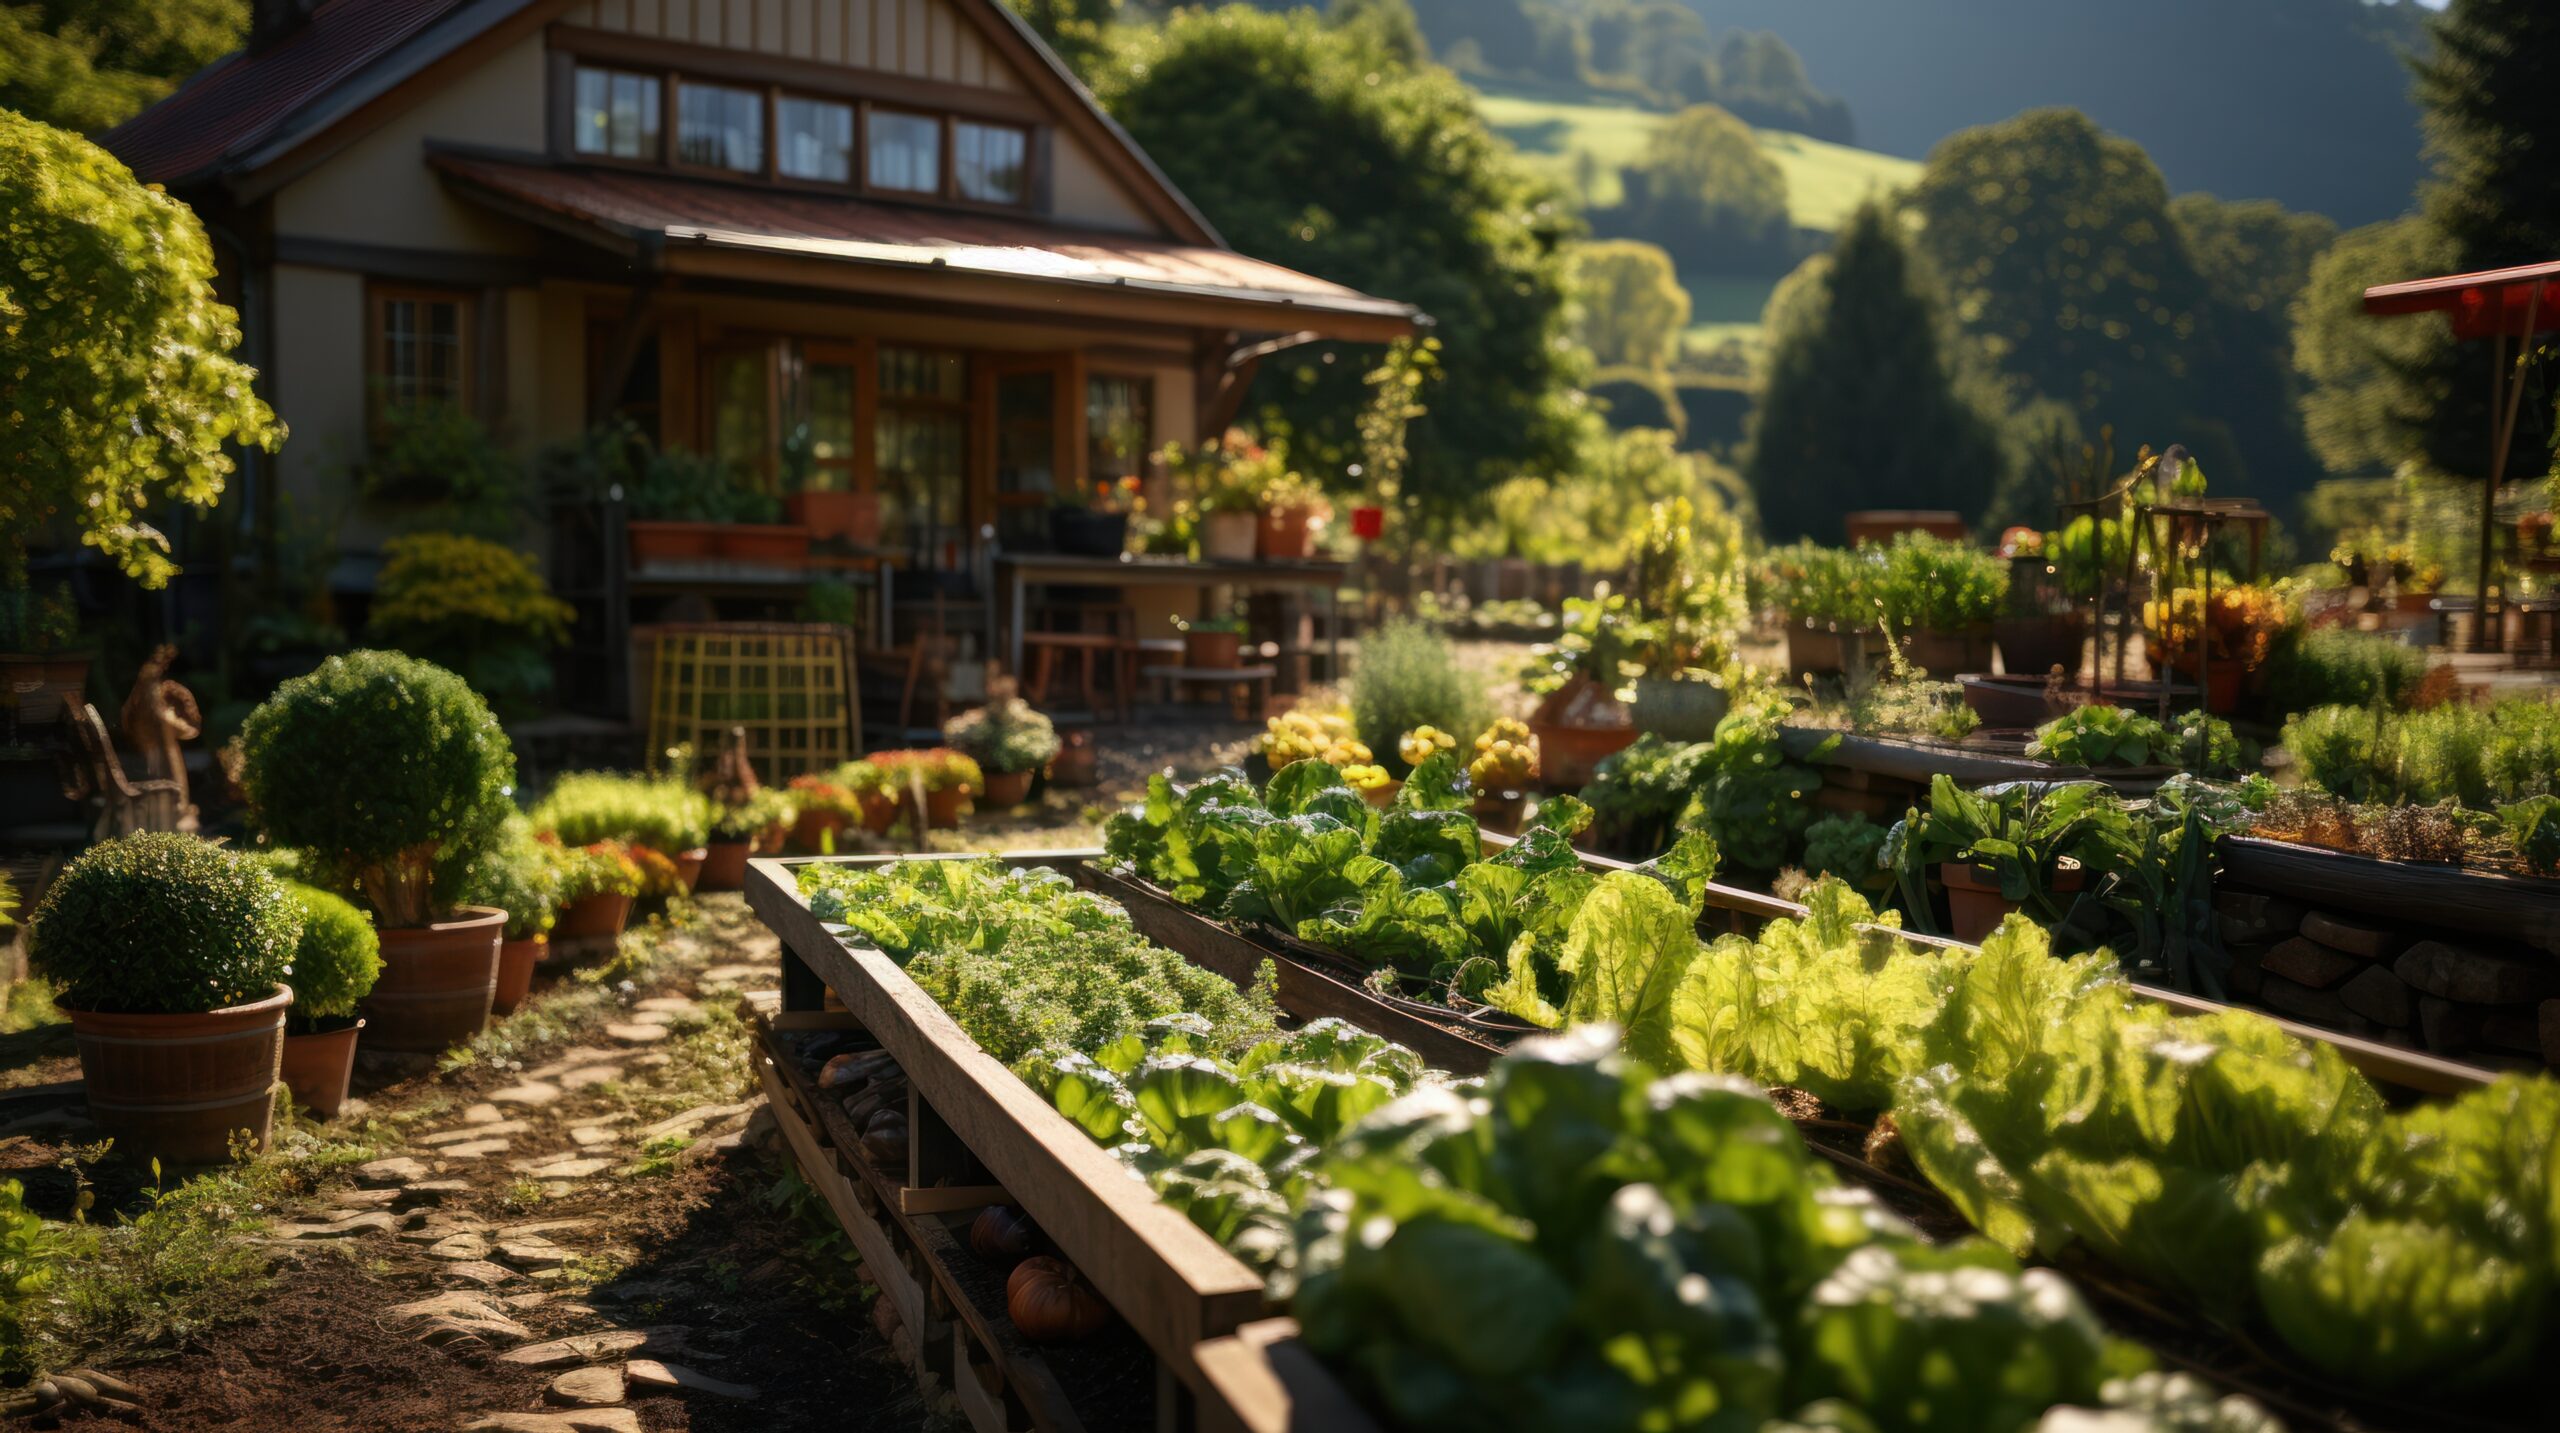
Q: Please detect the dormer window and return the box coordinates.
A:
[573,67,659,160]
[677,82,763,173]
[955,121,1028,205]
[868,111,941,195]
[778,96,855,184]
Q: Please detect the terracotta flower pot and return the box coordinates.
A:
[1049,733,1098,788]
[1184,630,1243,669]
[787,490,882,547]
[982,769,1035,808]
[1257,505,1317,561]
[862,793,901,833]
[61,984,291,1165]
[492,935,547,1015]
[553,891,633,942]
[698,840,753,891]
[1361,780,1402,810]
[2164,659,2245,715]
[1529,679,1636,790]
[1201,510,1261,563]
[792,808,850,853]
[716,524,813,567]
[922,785,968,829]
[361,906,505,1053]
[628,521,721,564]
[670,846,708,893]
[280,1017,365,1120]
[1940,861,2084,946]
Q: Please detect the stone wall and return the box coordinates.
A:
[2217,888,2558,1071]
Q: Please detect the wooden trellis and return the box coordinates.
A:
[640,623,861,782]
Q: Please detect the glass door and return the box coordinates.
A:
[987,355,1077,551]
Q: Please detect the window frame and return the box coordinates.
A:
[952,117,1032,207]
[671,76,769,178]
[567,63,666,166]
[365,284,476,433]
[774,91,859,187]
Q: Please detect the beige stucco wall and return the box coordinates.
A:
[269,36,546,252]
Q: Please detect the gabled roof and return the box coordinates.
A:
[102,0,1222,247]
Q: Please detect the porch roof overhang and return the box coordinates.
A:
[2363,259,2560,340]
[431,150,1424,344]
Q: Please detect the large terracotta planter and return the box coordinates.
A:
[1941,861,2084,945]
[492,935,546,1015]
[792,808,851,853]
[1257,506,1317,561]
[1900,628,1995,680]
[1184,630,1243,669]
[2163,659,2245,715]
[788,490,882,547]
[981,769,1035,808]
[1201,510,1260,563]
[1528,679,1636,790]
[716,524,812,567]
[669,846,708,892]
[628,521,721,564]
[698,839,753,891]
[553,891,633,942]
[281,1018,364,1120]
[62,985,290,1165]
[921,786,968,829]
[361,906,504,1053]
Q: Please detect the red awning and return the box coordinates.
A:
[2363,259,2560,339]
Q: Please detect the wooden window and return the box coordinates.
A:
[777,95,855,183]
[868,109,942,195]
[705,345,780,490]
[1086,375,1153,487]
[876,346,969,551]
[369,286,472,417]
[954,120,1029,205]
[677,81,764,173]
[572,66,661,160]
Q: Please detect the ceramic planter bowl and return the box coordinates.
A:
[62,984,291,1164]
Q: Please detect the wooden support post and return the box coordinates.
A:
[781,938,826,1014]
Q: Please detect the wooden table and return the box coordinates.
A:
[994,553,1348,680]
[1143,663,1278,719]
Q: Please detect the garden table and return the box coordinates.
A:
[994,553,1346,682]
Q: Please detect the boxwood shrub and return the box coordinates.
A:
[30,833,302,1014]
[238,650,517,928]
[529,772,714,853]
[283,883,382,1024]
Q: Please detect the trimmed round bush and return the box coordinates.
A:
[238,650,516,928]
[283,883,382,1022]
[30,833,302,1014]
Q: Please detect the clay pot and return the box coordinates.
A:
[1200,510,1260,563]
[716,524,812,567]
[360,906,505,1053]
[492,935,547,1015]
[1528,679,1636,790]
[922,786,968,829]
[1899,628,1995,681]
[61,985,291,1164]
[1257,506,1317,561]
[792,808,850,853]
[671,846,708,892]
[1361,780,1401,810]
[1049,732,1098,788]
[2163,659,2244,715]
[552,892,633,943]
[1941,861,2084,946]
[982,769,1035,808]
[698,840,753,891]
[280,1017,365,1120]
[1183,630,1243,669]
[628,521,721,564]
[861,793,900,834]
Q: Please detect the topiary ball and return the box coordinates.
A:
[30,833,302,1014]
[237,650,517,924]
[283,884,383,1022]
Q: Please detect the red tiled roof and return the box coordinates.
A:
[431,153,1419,325]
[103,0,485,185]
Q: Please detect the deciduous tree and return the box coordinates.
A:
[1570,240,1690,373]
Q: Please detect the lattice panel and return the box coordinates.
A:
[642,623,862,782]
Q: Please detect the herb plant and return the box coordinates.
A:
[944,696,1062,776]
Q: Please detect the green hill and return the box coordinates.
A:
[1473,82,1921,229]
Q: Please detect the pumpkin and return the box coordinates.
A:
[858,1110,908,1170]
[970,1205,1039,1264]
[1005,1256,1111,1343]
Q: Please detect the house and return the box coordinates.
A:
[105,0,1419,702]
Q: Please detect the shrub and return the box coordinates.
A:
[554,840,644,902]
[2284,698,2560,809]
[1349,619,1485,773]
[454,816,564,940]
[239,651,517,927]
[712,786,797,843]
[943,698,1061,776]
[282,884,382,1024]
[530,771,715,853]
[1872,532,2007,634]
[870,749,982,794]
[29,833,301,1013]
[366,533,574,716]
[2263,629,2428,715]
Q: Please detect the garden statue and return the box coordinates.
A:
[120,645,202,823]
[709,724,760,805]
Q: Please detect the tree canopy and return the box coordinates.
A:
[2293,217,2454,478]
[1598,102,1791,271]
[0,110,282,585]
[0,0,244,133]
[1091,5,1584,526]
[1744,203,2006,541]
[1569,241,1690,373]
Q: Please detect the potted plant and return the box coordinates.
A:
[1172,439,1268,563]
[1050,475,1140,558]
[705,787,795,890]
[455,817,561,1014]
[0,580,87,732]
[30,833,301,1163]
[1622,498,1748,741]
[1761,542,1878,679]
[1050,729,1100,788]
[787,773,861,850]
[238,651,516,1053]
[1875,532,2006,677]
[277,883,383,1119]
[551,839,642,942]
[871,748,982,828]
[1255,469,1329,561]
[530,771,716,892]
[1344,761,1397,808]
[944,696,1060,809]
[1173,611,1248,669]
[624,446,797,565]
[1885,776,2111,944]
[783,423,883,547]
[2144,585,2289,715]
[1468,718,1539,834]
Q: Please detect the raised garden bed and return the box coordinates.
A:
[745,852,1376,1433]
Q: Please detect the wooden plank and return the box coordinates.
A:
[1782,726,2099,786]
[1191,1320,1380,1433]
[899,1184,1011,1216]
[748,857,1269,1389]
[2222,836,2560,957]
[757,1050,932,1339]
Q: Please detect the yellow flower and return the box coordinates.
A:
[1399,726,1456,766]
[1342,763,1390,790]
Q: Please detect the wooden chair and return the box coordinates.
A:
[1024,632,1131,721]
[61,703,195,839]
